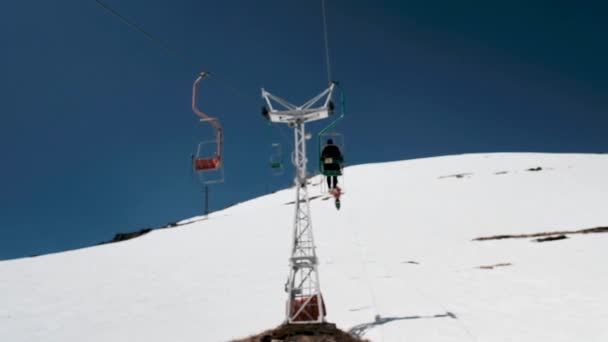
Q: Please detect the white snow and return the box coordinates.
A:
[1,153,608,341]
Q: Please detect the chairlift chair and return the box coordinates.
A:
[269,143,284,176]
[319,132,344,176]
[192,72,224,184]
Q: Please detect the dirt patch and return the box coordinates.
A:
[230,322,369,342]
[401,260,419,265]
[534,235,568,242]
[477,262,512,270]
[473,226,608,241]
[438,173,473,179]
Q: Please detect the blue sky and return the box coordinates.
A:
[1,0,606,260]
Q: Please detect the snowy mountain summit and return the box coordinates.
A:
[2,153,607,341]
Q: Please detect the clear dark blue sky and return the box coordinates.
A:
[1,0,606,260]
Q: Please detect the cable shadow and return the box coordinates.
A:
[349,311,457,337]
[284,195,324,205]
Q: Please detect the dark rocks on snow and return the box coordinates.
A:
[231,323,369,342]
[473,226,608,242]
[99,228,152,245]
[534,235,568,242]
[477,262,512,270]
[438,173,473,179]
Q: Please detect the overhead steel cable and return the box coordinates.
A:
[95,0,199,70]
[95,0,257,104]
[321,0,332,85]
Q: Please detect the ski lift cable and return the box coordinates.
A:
[321,0,332,85]
[274,123,293,149]
[95,0,199,70]
[318,0,343,157]
[317,83,345,172]
[94,0,257,104]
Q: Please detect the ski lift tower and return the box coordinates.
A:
[262,82,336,324]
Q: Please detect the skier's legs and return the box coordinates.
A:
[326,176,332,189]
[331,176,338,189]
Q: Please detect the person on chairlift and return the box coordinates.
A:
[320,138,343,190]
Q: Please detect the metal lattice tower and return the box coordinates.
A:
[262,83,336,323]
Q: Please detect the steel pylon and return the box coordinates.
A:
[262,83,335,323]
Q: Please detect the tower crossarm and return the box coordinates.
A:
[300,82,335,109]
[261,83,336,124]
[261,89,298,112]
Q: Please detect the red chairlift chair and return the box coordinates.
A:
[192,73,224,184]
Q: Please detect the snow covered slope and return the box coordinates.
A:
[2,153,608,342]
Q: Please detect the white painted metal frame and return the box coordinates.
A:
[261,84,336,324]
[262,83,335,124]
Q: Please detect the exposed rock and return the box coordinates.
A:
[477,262,512,270]
[231,323,368,342]
[534,235,568,242]
[438,173,473,179]
[473,226,608,241]
[100,228,152,244]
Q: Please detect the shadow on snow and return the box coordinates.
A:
[348,311,457,337]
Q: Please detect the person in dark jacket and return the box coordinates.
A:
[320,139,343,189]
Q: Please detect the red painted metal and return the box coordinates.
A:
[194,156,221,171]
[192,73,223,172]
[290,295,326,322]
